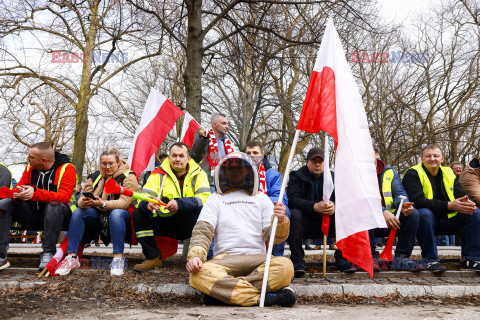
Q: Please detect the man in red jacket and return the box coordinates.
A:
[0,142,76,270]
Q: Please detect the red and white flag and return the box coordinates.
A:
[321,136,334,237]
[128,88,184,177]
[297,18,386,276]
[45,236,85,276]
[33,232,41,244]
[180,111,200,149]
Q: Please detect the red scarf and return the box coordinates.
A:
[258,162,267,195]
[208,129,235,173]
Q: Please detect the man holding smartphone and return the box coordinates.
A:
[0,142,76,270]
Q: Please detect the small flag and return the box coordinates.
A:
[180,112,200,149]
[128,88,184,177]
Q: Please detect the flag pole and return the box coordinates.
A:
[259,129,300,308]
[323,234,327,278]
[321,135,334,278]
[38,268,48,278]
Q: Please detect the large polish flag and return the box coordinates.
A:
[128,88,184,177]
[180,111,200,149]
[297,18,386,276]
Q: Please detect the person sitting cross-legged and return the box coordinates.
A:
[187,153,296,307]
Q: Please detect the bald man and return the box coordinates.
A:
[0,142,76,270]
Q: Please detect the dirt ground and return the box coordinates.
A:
[3,271,480,320]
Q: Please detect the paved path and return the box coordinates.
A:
[7,243,463,257]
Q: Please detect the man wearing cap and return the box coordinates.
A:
[186,152,296,307]
[286,147,342,276]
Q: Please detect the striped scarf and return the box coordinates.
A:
[258,162,267,195]
[208,129,235,173]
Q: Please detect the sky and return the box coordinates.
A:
[4,0,436,181]
[379,0,433,23]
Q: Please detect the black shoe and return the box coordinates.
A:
[264,287,296,307]
[335,256,356,273]
[293,262,306,278]
[425,261,446,274]
[460,258,480,273]
[202,293,228,306]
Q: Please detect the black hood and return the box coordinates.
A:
[51,152,72,170]
[469,158,479,169]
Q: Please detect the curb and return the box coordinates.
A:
[132,282,480,298]
[2,268,480,298]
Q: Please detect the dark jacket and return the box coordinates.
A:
[402,164,465,218]
[287,165,335,216]
[0,164,12,188]
[191,134,212,182]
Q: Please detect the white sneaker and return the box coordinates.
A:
[110,257,126,276]
[0,257,10,270]
[55,255,80,276]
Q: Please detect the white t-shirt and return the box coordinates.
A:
[198,190,274,256]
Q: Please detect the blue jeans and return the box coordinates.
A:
[67,207,131,254]
[417,208,480,261]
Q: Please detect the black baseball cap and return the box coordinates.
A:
[307,147,325,161]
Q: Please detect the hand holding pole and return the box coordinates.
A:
[259,130,300,307]
[379,195,407,261]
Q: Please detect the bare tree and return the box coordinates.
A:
[0,0,165,179]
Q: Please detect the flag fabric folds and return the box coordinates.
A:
[45,236,85,276]
[297,18,386,276]
[321,136,334,236]
[180,111,200,149]
[128,88,184,177]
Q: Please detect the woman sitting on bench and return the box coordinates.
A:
[56,147,138,276]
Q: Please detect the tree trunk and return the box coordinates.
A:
[72,1,100,180]
[184,0,204,123]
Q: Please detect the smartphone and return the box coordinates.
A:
[82,192,96,200]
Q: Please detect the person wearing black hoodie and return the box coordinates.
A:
[0,142,76,270]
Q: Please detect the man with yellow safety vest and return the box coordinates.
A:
[0,162,12,188]
[0,142,76,271]
[403,144,480,274]
[132,142,211,272]
[372,145,421,272]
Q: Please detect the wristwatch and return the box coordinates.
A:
[100,201,107,209]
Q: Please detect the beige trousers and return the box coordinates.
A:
[189,253,294,306]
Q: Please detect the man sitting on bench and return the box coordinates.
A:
[403,144,480,274]
[0,142,76,270]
